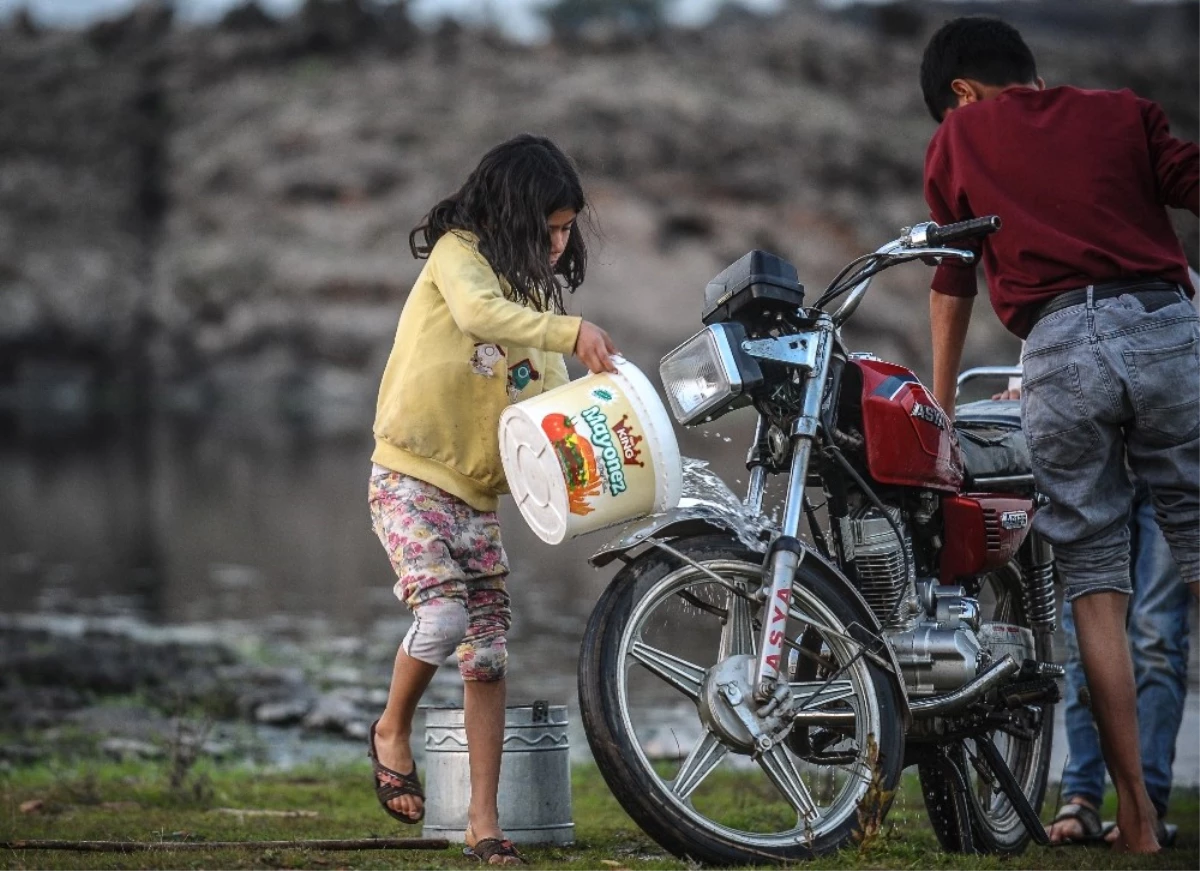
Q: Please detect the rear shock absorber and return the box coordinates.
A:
[1019,530,1057,631]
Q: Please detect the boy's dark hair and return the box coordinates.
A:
[920,16,1038,123]
[410,133,588,314]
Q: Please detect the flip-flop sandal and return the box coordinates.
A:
[1100,819,1178,848]
[367,719,424,825]
[1160,822,1178,848]
[1047,802,1104,846]
[463,837,526,865]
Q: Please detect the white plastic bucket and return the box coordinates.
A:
[499,357,682,544]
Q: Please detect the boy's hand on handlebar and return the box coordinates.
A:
[575,320,619,374]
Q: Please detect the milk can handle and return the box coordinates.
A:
[532,700,549,723]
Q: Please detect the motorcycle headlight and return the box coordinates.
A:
[659,323,762,425]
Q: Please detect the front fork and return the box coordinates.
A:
[751,322,834,703]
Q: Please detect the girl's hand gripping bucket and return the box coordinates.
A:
[499,357,682,544]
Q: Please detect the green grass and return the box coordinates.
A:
[0,759,1196,869]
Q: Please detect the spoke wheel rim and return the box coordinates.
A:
[615,559,884,847]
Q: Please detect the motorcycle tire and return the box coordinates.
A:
[578,534,905,865]
[917,560,1055,855]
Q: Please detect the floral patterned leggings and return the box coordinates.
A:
[368,467,511,682]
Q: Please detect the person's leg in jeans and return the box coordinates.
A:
[1022,298,1159,852]
[1127,487,1190,824]
[1095,294,1199,850]
[1119,297,1200,844]
[1048,485,1192,843]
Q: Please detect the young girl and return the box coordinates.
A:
[366,134,616,865]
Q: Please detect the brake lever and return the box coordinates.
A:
[830,243,975,326]
[887,246,977,264]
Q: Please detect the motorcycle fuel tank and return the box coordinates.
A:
[854,359,963,492]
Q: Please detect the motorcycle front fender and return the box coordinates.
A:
[588,506,768,568]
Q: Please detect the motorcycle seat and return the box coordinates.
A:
[953,399,1034,491]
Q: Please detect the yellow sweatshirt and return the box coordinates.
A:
[372,231,583,511]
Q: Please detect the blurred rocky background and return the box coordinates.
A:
[0,0,1197,756]
[1,0,1195,438]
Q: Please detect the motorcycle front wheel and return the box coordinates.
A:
[577,535,905,865]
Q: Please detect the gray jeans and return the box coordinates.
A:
[1021,287,1199,601]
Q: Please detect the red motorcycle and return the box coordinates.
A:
[577,217,1061,864]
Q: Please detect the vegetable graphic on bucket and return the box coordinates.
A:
[499,358,682,544]
[540,413,602,516]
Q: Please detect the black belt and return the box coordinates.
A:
[1031,278,1185,328]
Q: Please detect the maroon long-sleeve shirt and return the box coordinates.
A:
[924,85,1198,339]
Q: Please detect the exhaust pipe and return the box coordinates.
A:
[789,655,1026,726]
[909,655,1020,719]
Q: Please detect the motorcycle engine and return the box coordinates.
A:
[839,504,915,624]
[977,622,1035,666]
[886,581,983,697]
[840,503,990,697]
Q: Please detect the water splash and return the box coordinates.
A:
[677,457,775,551]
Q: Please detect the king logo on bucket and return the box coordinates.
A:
[612,415,645,467]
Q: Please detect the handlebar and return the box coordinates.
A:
[825,215,1002,327]
[925,215,1002,247]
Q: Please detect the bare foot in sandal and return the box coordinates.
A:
[1045,797,1103,845]
[368,719,424,823]
[465,823,525,865]
[1103,818,1176,849]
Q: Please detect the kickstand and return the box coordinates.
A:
[936,742,977,853]
[974,733,1051,846]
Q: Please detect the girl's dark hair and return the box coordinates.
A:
[409,134,588,314]
[920,17,1038,123]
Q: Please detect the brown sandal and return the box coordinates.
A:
[464,837,526,865]
[367,720,424,824]
[1046,802,1104,846]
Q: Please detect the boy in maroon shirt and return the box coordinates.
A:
[920,17,1198,854]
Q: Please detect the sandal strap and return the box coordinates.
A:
[373,762,423,795]
[375,781,420,803]
[468,837,525,864]
[1053,802,1102,838]
[367,719,425,825]
[368,721,425,798]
